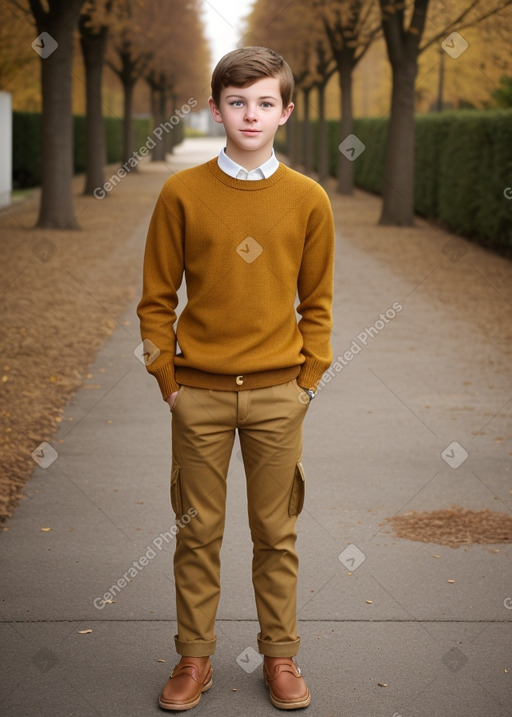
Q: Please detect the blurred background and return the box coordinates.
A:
[1,1,512,522]
[1,0,511,243]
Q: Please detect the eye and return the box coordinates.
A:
[229,100,244,107]
[261,102,273,108]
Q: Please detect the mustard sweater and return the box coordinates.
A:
[137,158,335,399]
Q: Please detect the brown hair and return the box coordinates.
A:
[211,47,295,108]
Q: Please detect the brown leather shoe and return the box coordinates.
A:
[158,657,213,711]
[263,657,311,710]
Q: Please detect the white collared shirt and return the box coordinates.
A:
[217,147,279,180]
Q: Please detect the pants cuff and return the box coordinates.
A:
[257,633,300,657]
[174,634,217,657]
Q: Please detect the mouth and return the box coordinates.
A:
[240,129,261,135]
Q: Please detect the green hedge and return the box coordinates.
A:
[12,113,151,188]
[281,110,512,255]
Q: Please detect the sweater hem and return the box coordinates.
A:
[175,365,300,391]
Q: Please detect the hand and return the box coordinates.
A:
[166,390,179,411]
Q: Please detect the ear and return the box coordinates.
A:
[208,97,223,124]
[278,102,294,126]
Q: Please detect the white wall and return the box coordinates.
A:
[0,92,12,208]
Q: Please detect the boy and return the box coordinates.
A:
[137,47,335,711]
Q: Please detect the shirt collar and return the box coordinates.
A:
[217,147,279,180]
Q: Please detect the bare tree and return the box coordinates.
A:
[246,0,326,174]
[79,0,114,194]
[10,0,86,228]
[317,0,381,194]
[379,0,512,226]
[142,0,206,161]
[106,0,151,165]
[312,39,337,183]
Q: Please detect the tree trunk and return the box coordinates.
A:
[337,61,355,195]
[317,83,329,184]
[436,47,445,112]
[80,21,108,195]
[167,91,177,155]
[378,0,429,226]
[150,86,158,124]
[35,1,84,228]
[303,87,313,174]
[290,92,304,168]
[287,106,297,168]
[152,88,167,161]
[379,61,417,226]
[122,80,135,166]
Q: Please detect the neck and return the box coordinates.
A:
[224,142,273,171]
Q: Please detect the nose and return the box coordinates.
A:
[244,104,257,121]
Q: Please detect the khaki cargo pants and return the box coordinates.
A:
[169,378,309,658]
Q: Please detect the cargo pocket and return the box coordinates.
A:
[288,461,306,517]
[170,464,183,517]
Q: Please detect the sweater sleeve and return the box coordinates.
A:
[296,186,335,391]
[136,186,184,400]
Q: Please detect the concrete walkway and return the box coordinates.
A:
[1,138,511,717]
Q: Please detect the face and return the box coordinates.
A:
[209,76,294,167]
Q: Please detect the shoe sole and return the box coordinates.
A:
[158,679,212,711]
[266,683,311,710]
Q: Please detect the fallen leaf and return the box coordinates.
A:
[77,629,92,634]
[447,579,455,583]
[103,599,115,604]
[433,554,440,558]
[157,659,166,663]
[366,600,373,604]
[40,527,52,532]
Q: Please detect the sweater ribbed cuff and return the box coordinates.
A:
[151,362,179,400]
[297,359,329,392]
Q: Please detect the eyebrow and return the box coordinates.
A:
[225,94,278,100]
